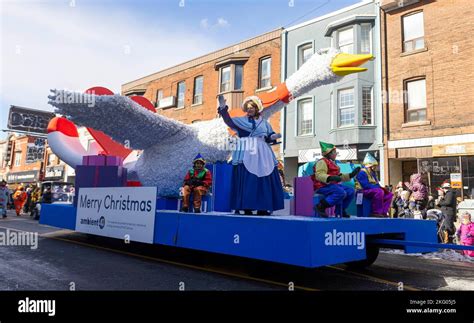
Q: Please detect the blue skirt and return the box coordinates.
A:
[230,164,284,211]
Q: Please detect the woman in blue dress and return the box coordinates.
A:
[218,95,284,215]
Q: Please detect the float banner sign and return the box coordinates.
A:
[76,187,157,243]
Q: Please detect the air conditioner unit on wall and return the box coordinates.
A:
[158,96,176,109]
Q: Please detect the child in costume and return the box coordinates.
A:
[180,154,212,213]
[354,153,393,217]
[311,141,360,218]
[456,212,474,257]
[218,95,283,215]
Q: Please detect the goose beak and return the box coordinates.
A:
[331,53,374,76]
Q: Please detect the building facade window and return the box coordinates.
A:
[259,56,271,89]
[402,11,424,52]
[220,66,231,92]
[297,99,313,136]
[360,23,372,53]
[297,43,313,69]
[338,88,355,127]
[14,152,21,166]
[234,64,243,90]
[338,27,354,54]
[48,153,56,166]
[176,81,186,108]
[405,78,427,122]
[156,89,163,106]
[362,86,373,125]
[193,76,203,105]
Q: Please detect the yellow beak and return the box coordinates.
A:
[331,53,374,76]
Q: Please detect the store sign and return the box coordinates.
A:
[7,106,55,134]
[76,187,157,244]
[45,165,65,179]
[7,170,39,183]
[298,147,357,163]
[450,173,462,189]
[432,143,474,157]
[26,138,46,164]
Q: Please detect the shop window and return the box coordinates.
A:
[461,156,474,199]
[419,157,461,195]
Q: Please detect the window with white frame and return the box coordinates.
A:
[220,66,231,92]
[48,153,56,165]
[298,43,313,69]
[234,64,243,90]
[176,81,186,108]
[259,57,271,89]
[338,27,354,54]
[193,76,203,105]
[405,78,426,122]
[338,88,355,127]
[14,152,21,166]
[156,89,163,106]
[297,99,313,136]
[360,24,372,53]
[362,87,373,125]
[402,12,424,52]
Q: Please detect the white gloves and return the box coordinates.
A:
[217,95,227,110]
[270,133,282,140]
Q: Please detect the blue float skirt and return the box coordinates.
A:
[230,164,284,211]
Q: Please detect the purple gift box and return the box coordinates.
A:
[293,177,315,216]
[82,155,123,167]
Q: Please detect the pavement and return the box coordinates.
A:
[0,210,473,291]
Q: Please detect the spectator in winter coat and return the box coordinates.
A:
[456,211,474,257]
[437,181,457,243]
[405,173,428,214]
[0,180,9,218]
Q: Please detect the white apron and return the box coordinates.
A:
[242,137,275,178]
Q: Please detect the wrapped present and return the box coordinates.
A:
[82,155,123,167]
[75,165,127,188]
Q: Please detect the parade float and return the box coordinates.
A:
[39,49,463,269]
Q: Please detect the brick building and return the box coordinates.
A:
[0,133,77,188]
[1,134,44,188]
[121,29,283,157]
[381,0,474,198]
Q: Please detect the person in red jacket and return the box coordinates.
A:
[181,154,212,213]
[311,142,360,218]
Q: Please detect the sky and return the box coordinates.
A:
[0,0,361,139]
